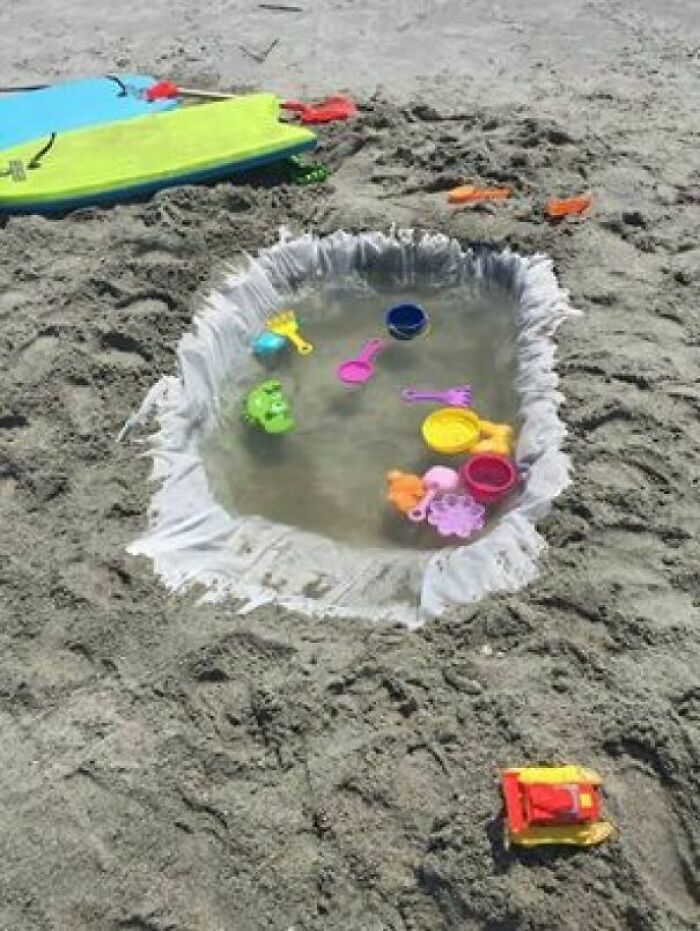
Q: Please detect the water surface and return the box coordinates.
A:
[203,277,521,548]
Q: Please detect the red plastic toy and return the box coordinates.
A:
[144,80,179,102]
[281,95,357,124]
[500,765,614,847]
[460,453,517,505]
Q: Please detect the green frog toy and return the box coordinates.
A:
[242,380,294,434]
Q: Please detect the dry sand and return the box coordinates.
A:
[0,1,699,929]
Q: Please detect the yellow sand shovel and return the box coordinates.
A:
[266,310,313,355]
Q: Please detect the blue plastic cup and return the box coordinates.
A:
[385,303,429,341]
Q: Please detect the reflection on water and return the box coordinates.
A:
[202,278,522,549]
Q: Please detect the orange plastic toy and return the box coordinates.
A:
[448,186,511,205]
[544,195,591,219]
[500,765,614,848]
[386,471,425,514]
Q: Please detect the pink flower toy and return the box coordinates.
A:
[427,492,486,539]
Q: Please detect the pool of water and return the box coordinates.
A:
[202,277,522,549]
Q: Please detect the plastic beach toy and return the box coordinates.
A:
[426,492,485,539]
[402,384,472,408]
[285,155,330,185]
[421,408,480,455]
[460,453,517,505]
[500,765,615,848]
[143,80,180,101]
[544,195,591,220]
[337,338,386,385]
[386,470,425,514]
[385,303,429,341]
[471,419,514,456]
[242,380,294,434]
[408,466,460,523]
[447,186,511,205]
[253,331,287,357]
[266,310,313,355]
[282,95,357,124]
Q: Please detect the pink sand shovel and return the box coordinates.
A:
[336,338,387,385]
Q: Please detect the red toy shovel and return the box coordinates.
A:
[281,95,357,124]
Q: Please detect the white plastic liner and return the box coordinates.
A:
[122,229,580,629]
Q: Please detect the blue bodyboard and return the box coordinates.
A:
[0,74,178,151]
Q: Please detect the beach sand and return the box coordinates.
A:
[0,1,698,928]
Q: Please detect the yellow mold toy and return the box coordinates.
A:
[421,410,514,457]
[472,419,514,456]
[421,408,481,455]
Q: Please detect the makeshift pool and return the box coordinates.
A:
[204,281,519,548]
[123,230,579,628]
